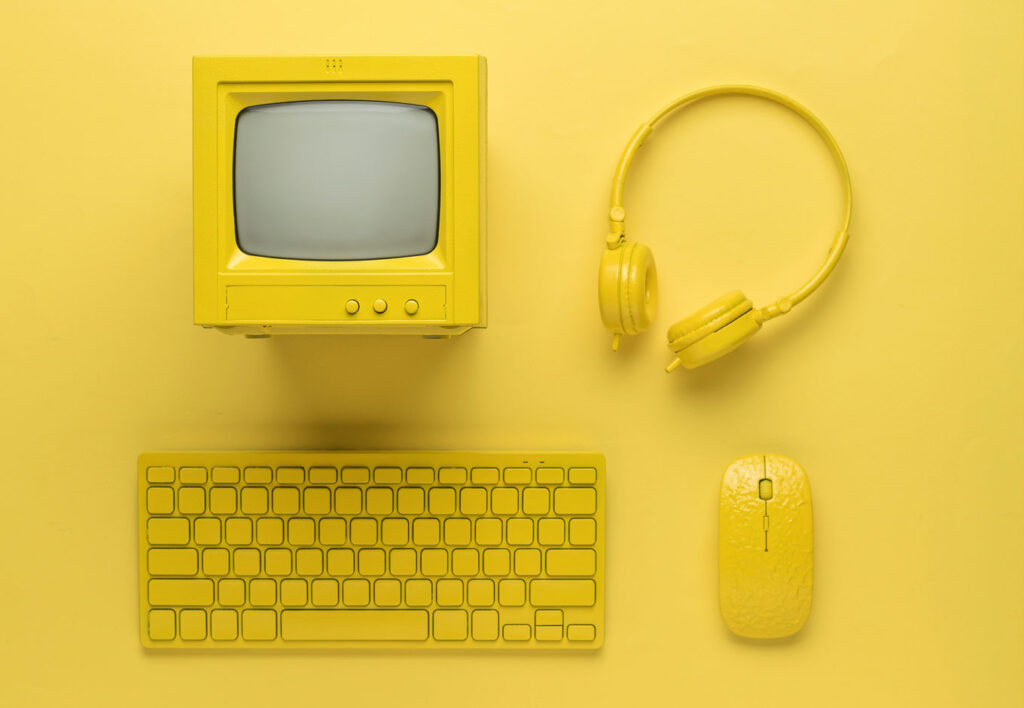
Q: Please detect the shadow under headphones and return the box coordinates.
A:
[598,85,853,372]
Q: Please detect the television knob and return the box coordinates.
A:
[345,299,359,315]
[404,299,419,315]
[373,298,388,314]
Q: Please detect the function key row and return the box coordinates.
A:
[146,465,598,487]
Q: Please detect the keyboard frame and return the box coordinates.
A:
[138,451,605,649]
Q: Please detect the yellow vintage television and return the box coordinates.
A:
[193,56,486,336]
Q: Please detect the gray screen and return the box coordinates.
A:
[233,100,440,261]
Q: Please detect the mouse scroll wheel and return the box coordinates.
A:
[758,478,773,501]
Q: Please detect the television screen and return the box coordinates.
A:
[233,100,440,261]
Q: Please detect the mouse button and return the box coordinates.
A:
[758,478,773,500]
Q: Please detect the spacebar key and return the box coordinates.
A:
[281,610,429,641]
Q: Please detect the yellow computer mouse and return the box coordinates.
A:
[719,454,813,639]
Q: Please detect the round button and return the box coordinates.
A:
[372,298,388,314]
[345,299,359,315]
[404,299,419,315]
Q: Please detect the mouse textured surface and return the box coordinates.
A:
[1,1,1022,706]
[719,455,813,639]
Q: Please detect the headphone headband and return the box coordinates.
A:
[606,85,852,323]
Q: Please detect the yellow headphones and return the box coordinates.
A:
[598,85,852,371]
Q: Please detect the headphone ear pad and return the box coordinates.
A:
[667,290,762,369]
[599,242,658,336]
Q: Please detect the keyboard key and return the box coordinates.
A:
[503,467,531,485]
[211,466,239,484]
[546,549,597,576]
[194,518,221,545]
[567,624,597,641]
[429,487,457,515]
[343,579,370,606]
[244,467,272,484]
[241,609,276,640]
[536,467,564,484]
[438,467,467,484]
[281,609,429,641]
[405,579,432,606]
[296,549,323,576]
[389,549,416,576]
[202,548,229,576]
[209,487,237,514]
[554,487,596,515]
[272,487,300,514]
[147,518,189,545]
[288,518,315,545]
[180,610,209,641]
[406,467,433,484]
[179,467,207,484]
[256,517,284,545]
[358,549,386,576]
[412,518,440,545]
[472,609,499,640]
[327,548,354,576]
[148,609,175,640]
[149,578,214,606]
[397,487,425,514]
[498,579,526,606]
[444,518,471,545]
[312,579,339,606]
[381,518,409,545]
[374,578,401,607]
[522,488,550,515]
[233,549,260,576]
[506,518,533,545]
[225,518,252,545]
[149,548,198,576]
[536,626,562,641]
[250,578,276,606]
[240,487,268,514]
[179,487,206,515]
[467,579,494,607]
[210,609,238,640]
[530,580,596,607]
[475,518,502,546]
[568,467,597,485]
[491,488,518,515]
[147,487,174,514]
[421,548,448,576]
[341,466,369,484]
[276,467,303,484]
[374,466,402,484]
[452,549,479,576]
[308,467,337,484]
[433,609,468,640]
[470,467,499,485]
[303,487,331,515]
[281,579,308,607]
[335,488,361,514]
[366,487,394,515]
[218,578,245,606]
[459,487,487,515]
[146,467,174,484]
[482,549,510,576]
[538,518,565,545]
[568,518,597,546]
[349,518,377,545]
[436,579,464,607]
[503,624,531,641]
[265,549,292,576]
[514,548,541,576]
[319,518,347,545]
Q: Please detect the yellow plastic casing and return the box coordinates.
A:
[719,454,813,639]
[665,290,762,371]
[193,56,487,336]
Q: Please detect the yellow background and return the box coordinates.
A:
[1,0,1021,705]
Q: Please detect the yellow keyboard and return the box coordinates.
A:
[139,452,604,649]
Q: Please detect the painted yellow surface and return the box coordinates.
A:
[0,1,1021,705]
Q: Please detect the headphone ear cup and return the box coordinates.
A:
[598,241,658,336]
[666,290,762,369]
